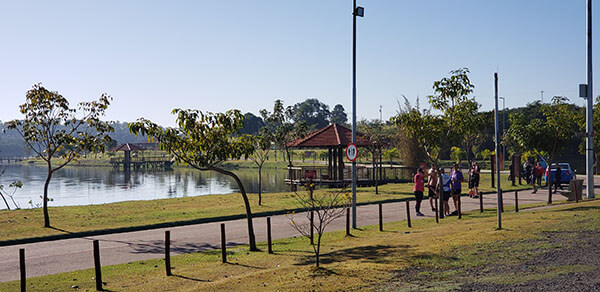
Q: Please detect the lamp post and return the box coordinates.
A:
[586,0,595,199]
[351,0,364,229]
[499,96,506,160]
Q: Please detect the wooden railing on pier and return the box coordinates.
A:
[285,165,414,187]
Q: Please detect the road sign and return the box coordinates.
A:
[346,143,358,162]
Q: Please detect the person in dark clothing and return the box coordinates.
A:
[554,164,562,193]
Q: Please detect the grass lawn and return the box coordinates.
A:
[1,198,597,291]
[0,173,529,242]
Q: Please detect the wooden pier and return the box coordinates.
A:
[110,156,174,171]
[285,165,413,188]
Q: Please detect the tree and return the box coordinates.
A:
[330,104,348,125]
[504,96,583,202]
[249,129,272,205]
[578,96,600,174]
[260,100,307,168]
[0,167,22,210]
[8,84,113,227]
[129,109,260,251]
[288,184,350,268]
[239,112,265,135]
[290,98,331,129]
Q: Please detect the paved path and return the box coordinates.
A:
[0,186,590,282]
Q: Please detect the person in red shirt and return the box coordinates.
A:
[414,167,425,216]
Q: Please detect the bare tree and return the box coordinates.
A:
[288,184,350,268]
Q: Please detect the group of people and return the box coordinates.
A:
[413,162,481,217]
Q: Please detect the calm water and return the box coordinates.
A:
[0,165,289,209]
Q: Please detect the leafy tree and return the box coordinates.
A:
[358,119,391,194]
[504,96,583,202]
[129,109,260,251]
[450,146,465,164]
[290,98,330,129]
[239,112,265,135]
[330,104,348,125]
[249,129,272,205]
[393,68,475,166]
[8,84,113,227]
[260,100,307,167]
[578,96,600,174]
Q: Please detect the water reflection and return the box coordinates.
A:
[0,165,288,209]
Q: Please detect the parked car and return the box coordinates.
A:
[545,163,575,184]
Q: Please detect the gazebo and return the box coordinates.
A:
[110,143,145,170]
[286,123,373,187]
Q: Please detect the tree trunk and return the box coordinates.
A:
[210,167,258,251]
[43,169,53,228]
[0,192,10,210]
[258,165,262,206]
[316,233,322,268]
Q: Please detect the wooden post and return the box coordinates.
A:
[458,196,462,219]
[165,231,171,276]
[574,182,579,203]
[548,179,553,205]
[405,201,411,228]
[267,217,273,254]
[491,154,495,188]
[93,240,103,291]
[345,208,350,236]
[378,203,383,231]
[19,248,25,292]
[500,189,504,213]
[434,196,439,223]
[515,191,519,212]
[220,224,227,263]
[479,192,484,213]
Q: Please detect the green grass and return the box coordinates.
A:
[0,172,529,242]
[1,197,597,291]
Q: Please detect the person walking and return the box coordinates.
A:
[469,161,480,198]
[450,164,464,216]
[413,167,425,216]
[535,162,544,186]
[531,162,538,194]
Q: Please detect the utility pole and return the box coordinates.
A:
[379,105,382,122]
[494,73,502,230]
[541,90,544,102]
[351,0,364,228]
[586,0,595,199]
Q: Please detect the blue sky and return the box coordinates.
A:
[0,0,596,126]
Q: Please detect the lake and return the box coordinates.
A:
[0,164,289,209]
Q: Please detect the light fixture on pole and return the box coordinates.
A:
[351,0,364,229]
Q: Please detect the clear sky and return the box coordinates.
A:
[0,0,597,126]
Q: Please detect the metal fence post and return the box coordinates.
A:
[267,217,273,254]
[406,201,411,228]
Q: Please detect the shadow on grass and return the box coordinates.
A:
[172,274,210,282]
[295,244,410,266]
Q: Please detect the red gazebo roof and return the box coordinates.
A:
[110,143,145,152]
[287,123,372,148]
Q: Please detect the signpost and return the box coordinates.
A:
[346,143,358,162]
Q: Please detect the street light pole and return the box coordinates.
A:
[499,97,506,160]
[351,0,364,228]
[494,73,502,230]
[586,0,595,199]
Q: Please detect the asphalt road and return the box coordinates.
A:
[0,184,593,283]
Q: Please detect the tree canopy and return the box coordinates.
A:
[8,84,113,227]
